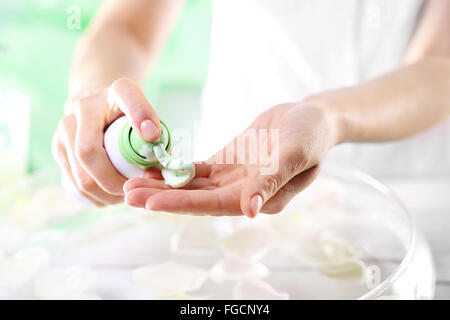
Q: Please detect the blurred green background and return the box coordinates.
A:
[0,0,211,178]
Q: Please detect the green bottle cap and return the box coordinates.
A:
[118,120,171,168]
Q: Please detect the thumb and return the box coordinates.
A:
[108,78,161,142]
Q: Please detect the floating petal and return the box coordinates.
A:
[132,261,207,297]
[221,226,271,260]
[209,256,269,282]
[318,259,367,282]
[0,247,50,289]
[34,266,97,300]
[233,279,289,300]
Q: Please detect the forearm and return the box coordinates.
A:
[69,25,149,99]
[68,0,184,100]
[317,57,450,144]
[318,0,450,144]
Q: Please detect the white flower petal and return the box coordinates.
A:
[34,266,97,300]
[0,247,50,289]
[318,259,367,282]
[132,261,207,297]
[170,222,220,253]
[299,236,360,263]
[233,279,289,300]
[221,226,271,260]
[0,218,27,252]
[209,256,269,282]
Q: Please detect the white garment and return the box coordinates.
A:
[198,0,450,177]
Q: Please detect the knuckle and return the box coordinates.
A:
[78,177,96,193]
[101,183,121,195]
[60,114,76,134]
[111,77,132,91]
[263,175,279,196]
[76,144,98,162]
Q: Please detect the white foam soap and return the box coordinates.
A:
[104,116,195,188]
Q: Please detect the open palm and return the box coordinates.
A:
[124,102,337,217]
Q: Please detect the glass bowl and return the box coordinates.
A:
[0,164,435,300]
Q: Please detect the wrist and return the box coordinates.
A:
[305,89,361,145]
[303,91,356,145]
[68,69,122,101]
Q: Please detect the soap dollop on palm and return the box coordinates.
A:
[148,144,195,188]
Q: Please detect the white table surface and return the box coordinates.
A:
[382,178,450,300]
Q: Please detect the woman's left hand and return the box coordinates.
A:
[123,100,341,218]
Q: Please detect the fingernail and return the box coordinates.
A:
[249,194,263,218]
[140,120,159,141]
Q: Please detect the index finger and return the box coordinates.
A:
[74,101,127,195]
[108,78,161,142]
[145,187,242,216]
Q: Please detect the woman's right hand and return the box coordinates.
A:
[52,78,161,206]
